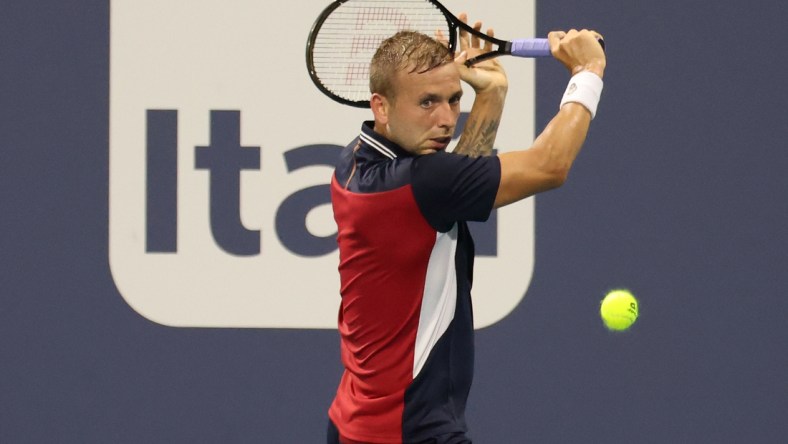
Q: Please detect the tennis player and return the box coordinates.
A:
[327,13,606,444]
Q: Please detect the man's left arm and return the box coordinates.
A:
[451,14,508,158]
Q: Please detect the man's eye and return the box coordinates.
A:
[421,100,433,108]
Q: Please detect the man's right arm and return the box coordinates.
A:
[494,29,606,208]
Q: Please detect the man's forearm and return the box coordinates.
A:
[453,86,506,157]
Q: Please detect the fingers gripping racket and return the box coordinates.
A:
[306,0,558,108]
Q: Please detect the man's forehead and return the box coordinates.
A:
[396,61,459,86]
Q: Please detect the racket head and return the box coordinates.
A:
[306,0,455,108]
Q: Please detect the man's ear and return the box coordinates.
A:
[370,93,389,125]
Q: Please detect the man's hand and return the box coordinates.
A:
[453,13,508,94]
[548,29,606,78]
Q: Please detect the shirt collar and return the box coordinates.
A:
[359,121,412,159]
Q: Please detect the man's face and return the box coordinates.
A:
[374,62,463,155]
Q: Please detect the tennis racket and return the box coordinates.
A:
[306,0,595,108]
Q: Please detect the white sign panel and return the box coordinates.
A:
[109,0,537,328]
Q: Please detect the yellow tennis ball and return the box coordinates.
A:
[600,289,639,331]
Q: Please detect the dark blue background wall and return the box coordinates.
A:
[2,1,787,442]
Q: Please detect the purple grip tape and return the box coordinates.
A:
[509,38,551,57]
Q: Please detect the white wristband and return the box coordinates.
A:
[559,71,604,119]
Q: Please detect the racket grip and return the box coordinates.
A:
[509,38,551,58]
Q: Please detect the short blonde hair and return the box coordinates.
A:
[369,31,453,100]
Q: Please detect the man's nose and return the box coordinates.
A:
[436,103,457,131]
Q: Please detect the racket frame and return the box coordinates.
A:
[306,1,371,107]
[304,0,565,107]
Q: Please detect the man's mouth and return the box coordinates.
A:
[430,136,452,148]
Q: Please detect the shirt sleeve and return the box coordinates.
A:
[410,152,501,232]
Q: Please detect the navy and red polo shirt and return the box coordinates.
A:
[329,121,501,443]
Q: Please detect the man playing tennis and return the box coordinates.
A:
[328,13,606,444]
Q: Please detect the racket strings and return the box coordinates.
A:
[311,0,450,103]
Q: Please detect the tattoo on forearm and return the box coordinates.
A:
[454,119,501,157]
